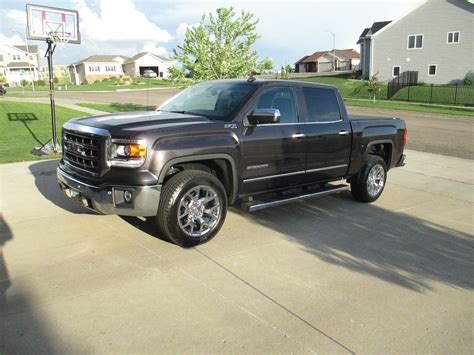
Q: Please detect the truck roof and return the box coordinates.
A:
[207,78,338,90]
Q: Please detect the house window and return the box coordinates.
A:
[428,64,437,76]
[447,31,460,44]
[0,55,4,62]
[408,34,423,49]
[393,66,401,77]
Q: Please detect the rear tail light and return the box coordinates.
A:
[403,128,407,146]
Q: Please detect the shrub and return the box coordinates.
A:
[0,75,7,84]
[21,79,30,87]
[53,77,59,84]
[464,72,474,86]
[117,78,125,85]
[35,79,47,86]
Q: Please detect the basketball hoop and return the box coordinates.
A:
[26,3,81,154]
[48,31,71,48]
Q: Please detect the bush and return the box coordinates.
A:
[21,79,30,87]
[117,78,125,85]
[0,75,7,84]
[34,79,47,86]
[53,77,59,84]
[464,72,474,86]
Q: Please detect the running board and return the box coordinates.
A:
[243,184,350,212]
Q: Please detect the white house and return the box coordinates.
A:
[69,55,129,84]
[122,52,175,78]
[0,44,41,86]
[357,0,474,84]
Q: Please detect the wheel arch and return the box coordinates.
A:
[157,154,238,204]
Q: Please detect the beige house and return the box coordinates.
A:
[122,52,175,78]
[69,55,129,84]
[295,49,360,73]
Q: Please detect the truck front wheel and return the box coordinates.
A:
[351,155,387,203]
[156,170,227,247]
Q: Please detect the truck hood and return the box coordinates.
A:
[70,111,214,134]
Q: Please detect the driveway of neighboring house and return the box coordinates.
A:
[0,149,472,353]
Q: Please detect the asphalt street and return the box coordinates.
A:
[0,149,473,353]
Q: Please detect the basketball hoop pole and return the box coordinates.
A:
[45,38,58,152]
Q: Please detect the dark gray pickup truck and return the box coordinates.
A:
[58,79,406,246]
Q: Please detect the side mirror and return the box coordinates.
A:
[247,108,281,126]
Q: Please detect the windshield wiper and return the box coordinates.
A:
[165,110,199,115]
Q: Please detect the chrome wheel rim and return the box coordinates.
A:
[367,164,385,197]
[177,185,221,238]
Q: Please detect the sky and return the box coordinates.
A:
[0,0,424,67]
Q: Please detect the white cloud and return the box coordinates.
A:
[141,43,168,56]
[75,0,172,42]
[0,33,25,46]
[176,22,198,41]
[6,9,26,25]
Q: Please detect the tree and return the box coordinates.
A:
[368,72,382,103]
[256,57,273,74]
[173,7,260,80]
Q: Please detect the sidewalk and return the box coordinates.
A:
[1,97,107,115]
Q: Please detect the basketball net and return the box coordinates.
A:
[48,31,71,48]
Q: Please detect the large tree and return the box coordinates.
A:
[173,7,260,80]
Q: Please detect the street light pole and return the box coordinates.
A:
[326,30,336,72]
[12,29,35,91]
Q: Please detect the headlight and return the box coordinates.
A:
[109,139,147,168]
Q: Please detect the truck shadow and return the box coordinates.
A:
[230,192,474,293]
[28,160,95,215]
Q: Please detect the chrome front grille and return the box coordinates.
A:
[63,130,102,174]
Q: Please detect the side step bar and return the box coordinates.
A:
[243,184,350,212]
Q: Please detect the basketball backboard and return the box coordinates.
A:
[26,4,80,44]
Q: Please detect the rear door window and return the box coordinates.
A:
[302,87,342,123]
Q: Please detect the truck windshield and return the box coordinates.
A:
[159,82,256,121]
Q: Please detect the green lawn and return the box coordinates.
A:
[296,73,388,99]
[7,77,176,93]
[0,100,87,163]
[344,98,474,117]
[78,102,155,113]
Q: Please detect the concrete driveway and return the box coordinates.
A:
[0,149,473,353]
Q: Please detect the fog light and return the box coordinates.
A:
[124,190,133,203]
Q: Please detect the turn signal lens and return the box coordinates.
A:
[129,144,146,158]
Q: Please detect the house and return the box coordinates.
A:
[122,52,175,78]
[294,49,360,73]
[69,55,129,84]
[40,64,70,81]
[0,44,41,86]
[357,0,474,84]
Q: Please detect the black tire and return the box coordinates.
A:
[351,155,387,203]
[156,170,227,247]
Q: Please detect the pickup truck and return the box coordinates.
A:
[57,79,406,247]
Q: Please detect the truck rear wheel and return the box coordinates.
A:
[157,170,227,247]
[351,155,387,203]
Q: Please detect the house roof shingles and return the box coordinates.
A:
[72,55,129,65]
[123,52,173,65]
[7,62,32,68]
[13,45,39,54]
[357,21,392,44]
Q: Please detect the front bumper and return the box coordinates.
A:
[57,167,161,217]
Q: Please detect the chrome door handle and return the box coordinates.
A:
[339,130,350,136]
[292,133,305,139]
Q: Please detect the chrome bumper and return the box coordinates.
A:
[57,168,161,217]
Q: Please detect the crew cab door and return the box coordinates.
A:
[239,85,306,194]
[300,86,352,182]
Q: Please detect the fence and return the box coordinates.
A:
[388,83,474,106]
[387,71,418,99]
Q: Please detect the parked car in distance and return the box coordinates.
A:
[142,70,157,78]
[57,78,407,247]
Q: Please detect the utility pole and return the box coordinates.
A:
[12,29,35,91]
[326,30,336,72]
